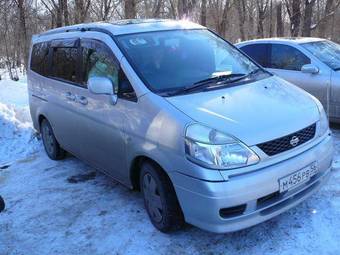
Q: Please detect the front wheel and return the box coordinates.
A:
[40,119,66,160]
[140,161,184,232]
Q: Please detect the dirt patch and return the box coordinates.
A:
[67,172,97,184]
[0,164,10,170]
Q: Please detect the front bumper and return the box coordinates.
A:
[169,133,334,233]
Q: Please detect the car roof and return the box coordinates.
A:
[35,19,205,40]
[236,37,326,46]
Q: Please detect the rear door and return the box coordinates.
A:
[44,38,83,151]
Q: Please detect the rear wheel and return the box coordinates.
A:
[140,161,184,232]
[40,119,66,160]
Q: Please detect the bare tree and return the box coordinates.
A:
[62,0,69,25]
[285,0,302,37]
[74,0,91,23]
[211,0,233,38]
[125,0,136,18]
[276,1,284,36]
[236,0,246,41]
[14,0,29,69]
[177,0,197,19]
[256,0,270,38]
[200,0,207,26]
[302,0,316,36]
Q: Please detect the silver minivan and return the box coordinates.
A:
[28,19,334,233]
[236,38,340,123]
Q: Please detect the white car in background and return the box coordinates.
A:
[237,38,340,123]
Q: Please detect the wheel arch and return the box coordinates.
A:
[130,155,170,191]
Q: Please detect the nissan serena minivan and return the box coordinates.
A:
[28,19,334,233]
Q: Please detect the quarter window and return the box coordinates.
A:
[30,42,50,76]
[269,44,310,71]
[51,47,78,83]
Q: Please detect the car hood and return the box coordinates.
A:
[165,76,320,146]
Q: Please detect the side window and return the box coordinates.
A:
[270,44,311,71]
[81,40,136,101]
[30,42,50,76]
[240,44,269,67]
[82,41,119,92]
[51,47,78,83]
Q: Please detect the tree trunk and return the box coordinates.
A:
[152,0,162,18]
[276,1,284,36]
[200,0,207,26]
[269,0,273,37]
[177,0,196,19]
[74,0,90,23]
[236,0,246,41]
[17,0,29,69]
[318,0,334,37]
[124,0,136,19]
[290,0,302,37]
[257,0,269,38]
[302,0,315,37]
[62,0,69,25]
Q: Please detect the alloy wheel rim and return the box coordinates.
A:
[143,173,163,223]
[42,124,54,155]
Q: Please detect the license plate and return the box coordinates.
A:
[279,162,318,193]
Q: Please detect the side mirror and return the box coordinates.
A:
[301,64,319,74]
[88,77,118,104]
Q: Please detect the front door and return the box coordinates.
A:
[267,43,330,109]
[69,39,131,182]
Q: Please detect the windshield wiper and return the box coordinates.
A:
[165,68,265,96]
[166,73,246,96]
[217,68,264,85]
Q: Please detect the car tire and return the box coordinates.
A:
[140,161,184,232]
[40,119,66,160]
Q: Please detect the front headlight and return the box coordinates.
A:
[316,101,329,136]
[185,124,259,169]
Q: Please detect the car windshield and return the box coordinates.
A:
[302,40,340,71]
[117,29,264,94]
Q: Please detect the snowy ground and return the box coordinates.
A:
[0,78,340,255]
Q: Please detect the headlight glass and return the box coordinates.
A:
[185,124,259,169]
[317,102,329,136]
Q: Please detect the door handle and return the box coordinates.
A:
[76,95,88,105]
[65,92,76,101]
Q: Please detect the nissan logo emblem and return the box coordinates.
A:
[290,136,300,147]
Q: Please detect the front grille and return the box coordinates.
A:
[257,123,316,156]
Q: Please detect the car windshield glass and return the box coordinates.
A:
[302,40,340,71]
[117,29,264,94]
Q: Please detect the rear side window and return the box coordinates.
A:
[30,42,50,76]
[269,44,311,71]
[240,44,269,67]
[51,47,78,83]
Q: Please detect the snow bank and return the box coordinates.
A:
[0,79,40,165]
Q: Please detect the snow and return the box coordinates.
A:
[0,78,340,254]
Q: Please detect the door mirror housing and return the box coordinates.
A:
[301,64,319,74]
[88,77,114,95]
[88,77,118,105]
